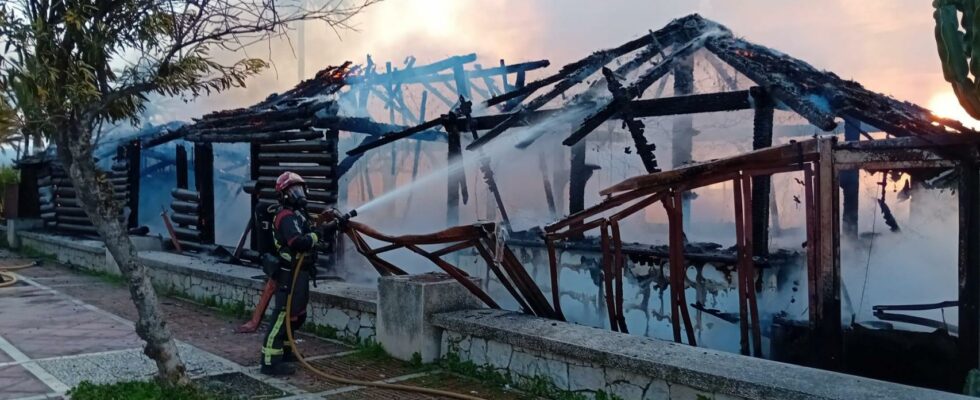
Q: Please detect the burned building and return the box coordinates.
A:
[15,13,980,393]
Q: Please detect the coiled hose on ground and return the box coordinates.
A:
[285,255,485,400]
[0,260,39,288]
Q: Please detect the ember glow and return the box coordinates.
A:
[929,91,980,129]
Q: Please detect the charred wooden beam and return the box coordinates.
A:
[348,90,755,156]
[631,90,752,117]
[257,152,335,164]
[469,32,668,151]
[841,118,861,237]
[258,165,333,177]
[174,227,203,241]
[348,54,477,85]
[569,141,592,228]
[483,14,702,108]
[671,54,695,189]
[142,127,186,149]
[601,139,820,196]
[452,62,471,100]
[247,187,336,203]
[473,64,502,98]
[564,35,708,146]
[319,115,446,143]
[187,128,321,143]
[171,188,200,202]
[56,215,95,225]
[539,153,558,218]
[458,98,511,229]
[194,143,216,244]
[706,36,838,131]
[337,135,378,178]
[601,67,659,173]
[125,141,141,229]
[258,139,335,152]
[170,213,199,226]
[504,30,666,151]
[815,138,842,370]
[190,101,326,130]
[56,223,98,234]
[171,201,199,214]
[351,59,549,86]
[254,176,334,188]
[751,88,774,257]
[343,118,444,156]
[53,206,88,217]
[176,144,188,189]
[445,119,465,227]
[249,142,261,251]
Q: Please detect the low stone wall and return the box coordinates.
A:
[433,309,969,400]
[140,251,379,343]
[13,231,378,344]
[18,231,107,271]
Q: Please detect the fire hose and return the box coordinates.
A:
[0,260,40,288]
[284,254,485,400]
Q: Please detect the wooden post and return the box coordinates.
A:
[539,152,557,218]
[815,138,842,370]
[552,147,568,216]
[175,144,188,190]
[453,62,471,100]
[569,141,590,240]
[569,141,587,216]
[194,143,215,245]
[672,57,695,226]
[750,88,773,257]
[249,142,260,250]
[841,118,861,237]
[959,162,980,374]
[446,126,463,227]
[126,140,141,229]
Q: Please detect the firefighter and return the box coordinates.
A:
[260,171,325,376]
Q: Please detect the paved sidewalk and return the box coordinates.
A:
[0,258,519,400]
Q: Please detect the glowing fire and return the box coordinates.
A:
[928,91,980,129]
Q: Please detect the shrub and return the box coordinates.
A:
[68,380,228,400]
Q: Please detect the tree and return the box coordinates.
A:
[0,0,378,384]
[935,0,980,118]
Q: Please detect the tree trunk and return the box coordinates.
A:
[53,131,188,385]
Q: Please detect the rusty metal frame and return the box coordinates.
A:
[539,135,980,358]
[341,221,561,320]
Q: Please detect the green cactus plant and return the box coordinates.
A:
[935,0,980,118]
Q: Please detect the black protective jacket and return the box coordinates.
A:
[272,206,318,268]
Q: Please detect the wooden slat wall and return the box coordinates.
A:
[246,131,338,263]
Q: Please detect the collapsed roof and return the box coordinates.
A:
[348,14,976,168]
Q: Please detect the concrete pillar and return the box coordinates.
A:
[6,219,41,249]
[377,273,482,362]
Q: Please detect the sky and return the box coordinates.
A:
[147,0,973,127]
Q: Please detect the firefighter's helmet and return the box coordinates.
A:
[275,172,307,209]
